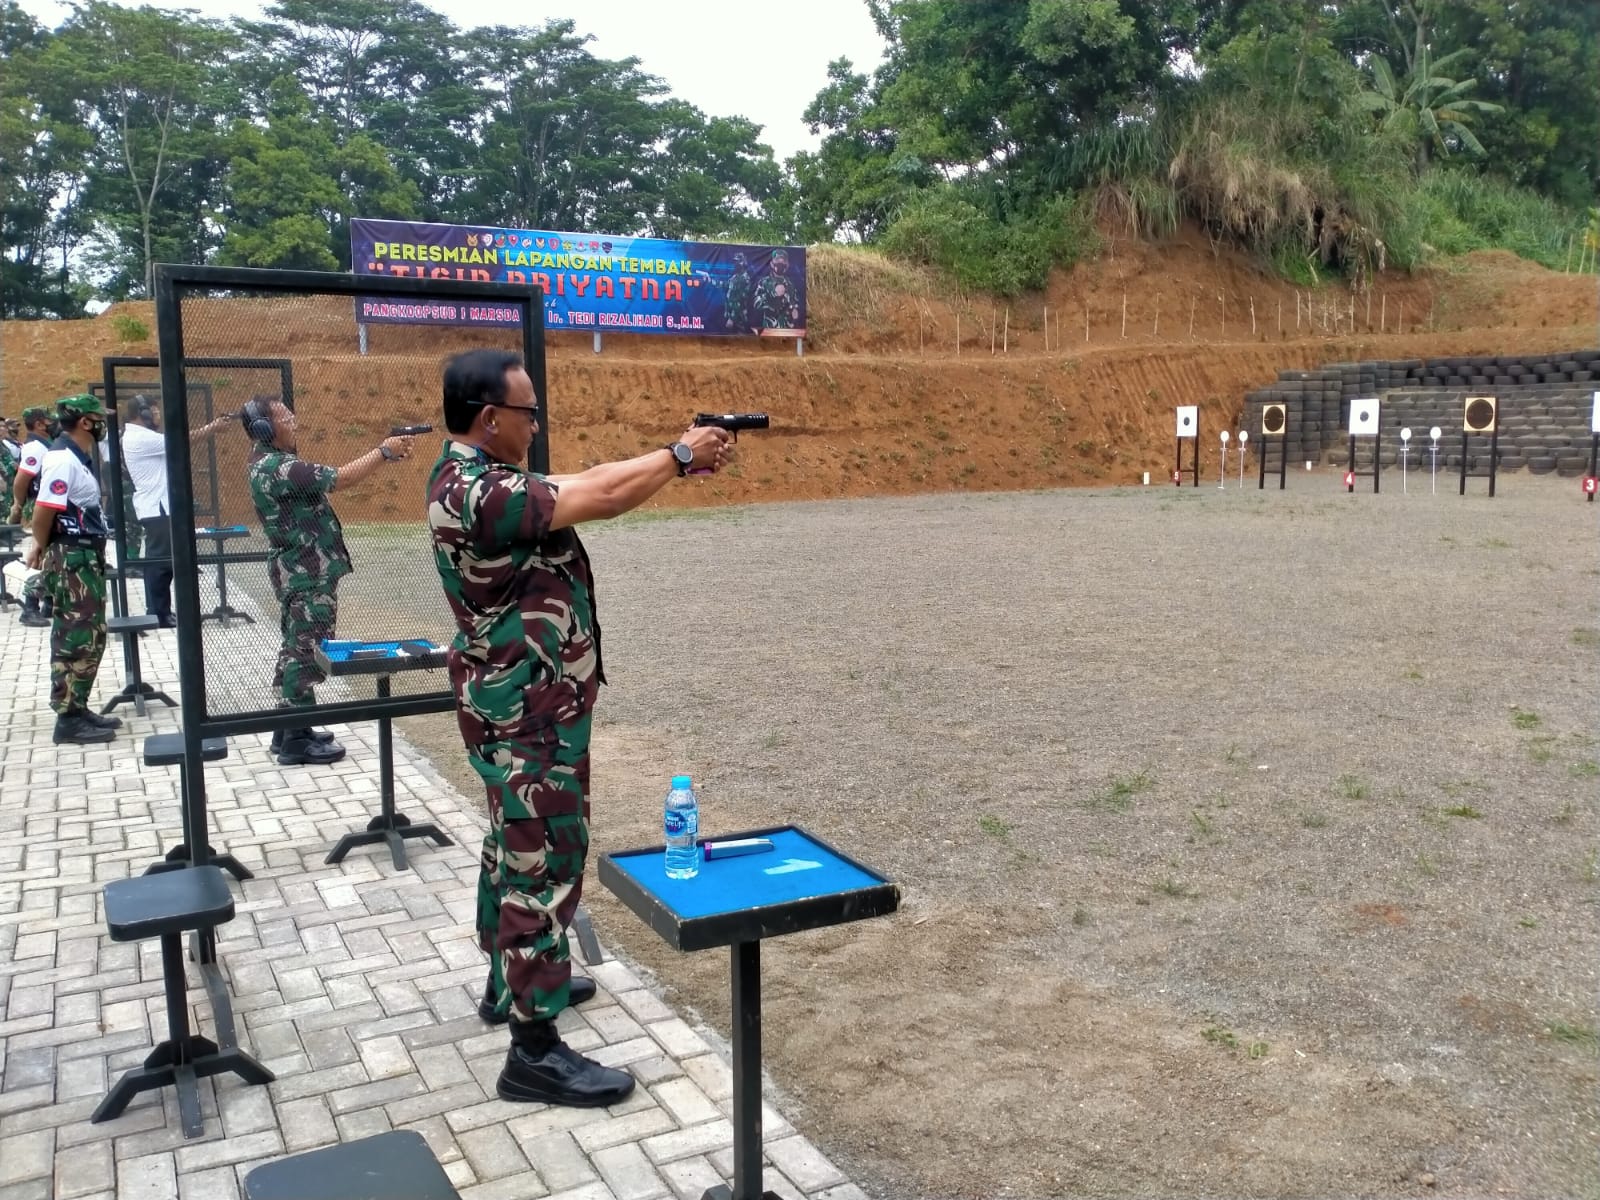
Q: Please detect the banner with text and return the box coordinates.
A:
[351,218,805,338]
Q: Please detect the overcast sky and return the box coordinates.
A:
[17,0,886,161]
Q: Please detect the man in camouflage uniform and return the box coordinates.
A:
[10,406,60,627]
[723,250,752,330]
[242,394,413,765]
[751,248,803,332]
[23,395,122,744]
[427,348,729,1108]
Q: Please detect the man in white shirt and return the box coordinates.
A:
[118,393,232,627]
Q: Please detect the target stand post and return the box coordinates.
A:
[1258,403,1288,490]
[1345,397,1381,494]
[1586,392,1600,502]
[1218,431,1229,489]
[1174,406,1199,486]
[1459,396,1499,498]
[317,642,455,871]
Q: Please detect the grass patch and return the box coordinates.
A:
[1442,804,1484,820]
[1087,769,1155,813]
[978,814,1013,839]
[1571,628,1600,648]
[1300,810,1330,829]
[1200,1022,1238,1050]
[1568,761,1599,780]
[1511,708,1542,730]
[1153,875,1198,899]
[1336,774,1371,801]
[1545,1022,1599,1050]
[1525,736,1557,765]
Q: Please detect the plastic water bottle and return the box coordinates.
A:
[663,775,700,880]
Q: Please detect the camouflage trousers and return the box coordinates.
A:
[468,713,593,1025]
[44,544,107,714]
[272,587,337,707]
[19,500,47,606]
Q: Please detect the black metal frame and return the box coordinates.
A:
[1174,419,1200,487]
[1258,403,1289,490]
[1458,397,1500,498]
[1586,433,1598,502]
[599,824,898,1200]
[152,263,544,908]
[1346,401,1381,494]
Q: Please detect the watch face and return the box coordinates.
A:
[672,442,693,466]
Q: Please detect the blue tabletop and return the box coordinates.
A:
[320,638,442,662]
[607,827,885,920]
[196,525,248,535]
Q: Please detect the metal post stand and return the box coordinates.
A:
[198,528,256,624]
[325,674,453,870]
[704,939,775,1200]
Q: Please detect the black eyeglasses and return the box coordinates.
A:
[487,403,538,422]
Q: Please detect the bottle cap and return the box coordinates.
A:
[671,775,692,790]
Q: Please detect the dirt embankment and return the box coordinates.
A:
[2,229,1594,513]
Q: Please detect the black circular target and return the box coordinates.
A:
[1465,398,1495,430]
[1262,406,1285,433]
[1181,415,1192,428]
[1357,408,1371,425]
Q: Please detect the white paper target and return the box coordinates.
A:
[1176,406,1198,438]
[1429,426,1442,442]
[1400,427,1412,442]
[1592,391,1600,434]
[1220,430,1230,444]
[1349,398,1380,437]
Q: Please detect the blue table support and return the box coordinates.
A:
[599,825,898,1200]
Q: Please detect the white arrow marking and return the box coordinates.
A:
[764,858,822,875]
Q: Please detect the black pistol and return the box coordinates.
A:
[692,413,769,441]
[389,423,434,436]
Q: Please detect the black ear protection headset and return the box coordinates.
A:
[241,397,276,443]
[132,395,158,425]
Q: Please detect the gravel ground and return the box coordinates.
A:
[394,472,1599,1200]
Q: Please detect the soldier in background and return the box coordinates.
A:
[723,251,752,330]
[22,395,121,744]
[9,406,60,627]
[751,248,802,331]
[241,394,413,765]
[1,419,19,509]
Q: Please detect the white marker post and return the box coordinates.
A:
[1219,430,1229,489]
[1429,426,1441,494]
[1238,430,1248,488]
[1400,427,1411,494]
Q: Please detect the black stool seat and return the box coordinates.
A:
[107,613,159,634]
[144,733,229,768]
[104,865,234,941]
[243,1131,460,1200]
[92,866,272,1137]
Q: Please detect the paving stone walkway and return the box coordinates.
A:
[0,562,864,1200]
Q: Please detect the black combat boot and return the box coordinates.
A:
[270,727,337,753]
[77,708,122,730]
[479,974,597,1024]
[497,1018,635,1107]
[17,596,48,627]
[276,729,346,766]
[53,710,115,744]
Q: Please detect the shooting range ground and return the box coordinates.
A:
[395,479,1599,1200]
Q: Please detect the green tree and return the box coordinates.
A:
[1359,48,1502,169]
[47,1,236,296]
[0,2,94,317]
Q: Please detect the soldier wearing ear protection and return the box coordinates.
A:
[242,394,414,765]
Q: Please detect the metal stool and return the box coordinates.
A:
[142,733,251,881]
[104,613,177,715]
[243,1130,460,1200]
[91,866,274,1137]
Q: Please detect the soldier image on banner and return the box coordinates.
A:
[751,248,802,333]
[426,348,730,1110]
[241,394,414,765]
[723,251,752,330]
[9,405,61,627]
[22,395,123,744]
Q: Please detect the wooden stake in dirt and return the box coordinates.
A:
[1398,305,1404,335]
[1348,297,1355,330]
[918,307,924,355]
[1153,294,1160,338]
[1188,295,1196,338]
[1365,289,1372,330]
[956,312,960,358]
[1085,301,1090,343]
[1042,305,1048,352]
[1219,293,1225,337]
[991,304,996,355]
[1295,291,1302,330]
[1250,295,1256,336]
[1276,297,1282,332]
[1121,293,1127,339]
[1380,293,1386,332]
[1003,307,1009,354]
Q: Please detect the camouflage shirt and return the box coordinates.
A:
[426,440,605,747]
[247,447,352,595]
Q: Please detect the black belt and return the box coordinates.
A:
[57,536,107,550]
